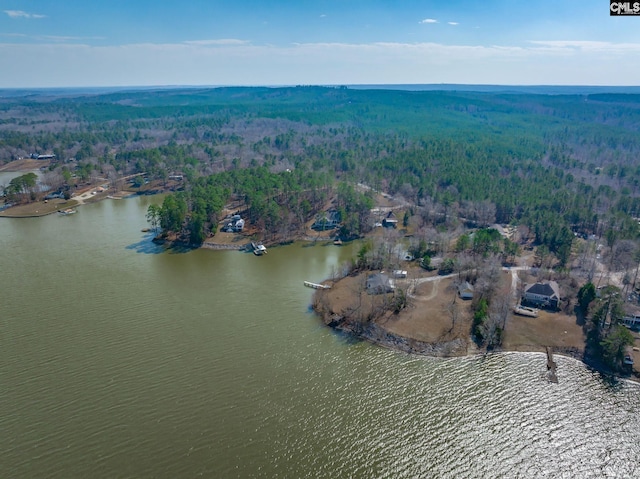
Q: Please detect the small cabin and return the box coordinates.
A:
[458,281,474,300]
[382,211,398,228]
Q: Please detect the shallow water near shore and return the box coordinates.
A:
[1,196,639,478]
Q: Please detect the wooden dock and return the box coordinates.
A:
[546,347,558,383]
[304,281,331,290]
[251,242,267,255]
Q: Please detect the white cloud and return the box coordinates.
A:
[320,14,327,18]
[0,33,103,43]
[183,39,250,46]
[4,10,46,19]
[38,35,105,42]
[448,22,459,26]
[419,18,438,24]
[1,40,639,87]
[530,40,609,49]
[529,40,640,54]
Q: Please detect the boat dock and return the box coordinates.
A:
[546,347,558,383]
[250,242,267,255]
[58,208,77,216]
[304,281,331,290]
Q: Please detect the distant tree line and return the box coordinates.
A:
[2,87,640,254]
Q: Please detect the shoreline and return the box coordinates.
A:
[0,189,138,218]
[0,199,80,218]
[317,305,640,383]
[4,183,639,384]
[312,276,640,384]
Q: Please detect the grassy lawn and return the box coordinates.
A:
[0,199,79,217]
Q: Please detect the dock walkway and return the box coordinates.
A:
[546,347,558,383]
[304,281,331,290]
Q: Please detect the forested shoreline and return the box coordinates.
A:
[3,86,640,252]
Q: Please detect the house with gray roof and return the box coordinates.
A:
[523,281,560,309]
[312,210,341,231]
[366,273,394,295]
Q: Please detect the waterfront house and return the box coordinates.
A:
[312,210,341,231]
[383,211,398,228]
[458,281,474,300]
[232,215,244,232]
[523,281,560,309]
[224,214,245,232]
[366,273,394,294]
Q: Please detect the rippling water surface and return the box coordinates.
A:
[1,196,639,478]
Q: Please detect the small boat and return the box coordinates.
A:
[333,238,343,245]
[514,305,538,317]
[58,208,77,216]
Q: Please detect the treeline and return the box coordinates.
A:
[578,283,635,372]
[2,86,640,251]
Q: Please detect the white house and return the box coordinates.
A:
[225,215,245,232]
[233,218,245,232]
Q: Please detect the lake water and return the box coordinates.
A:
[0,169,45,186]
[1,196,639,478]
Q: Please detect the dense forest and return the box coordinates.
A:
[2,86,640,256]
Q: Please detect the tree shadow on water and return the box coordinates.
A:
[166,243,199,254]
[126,235,165,254]
[126,235,200,254]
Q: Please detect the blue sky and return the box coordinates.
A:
[1,1,639,87]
